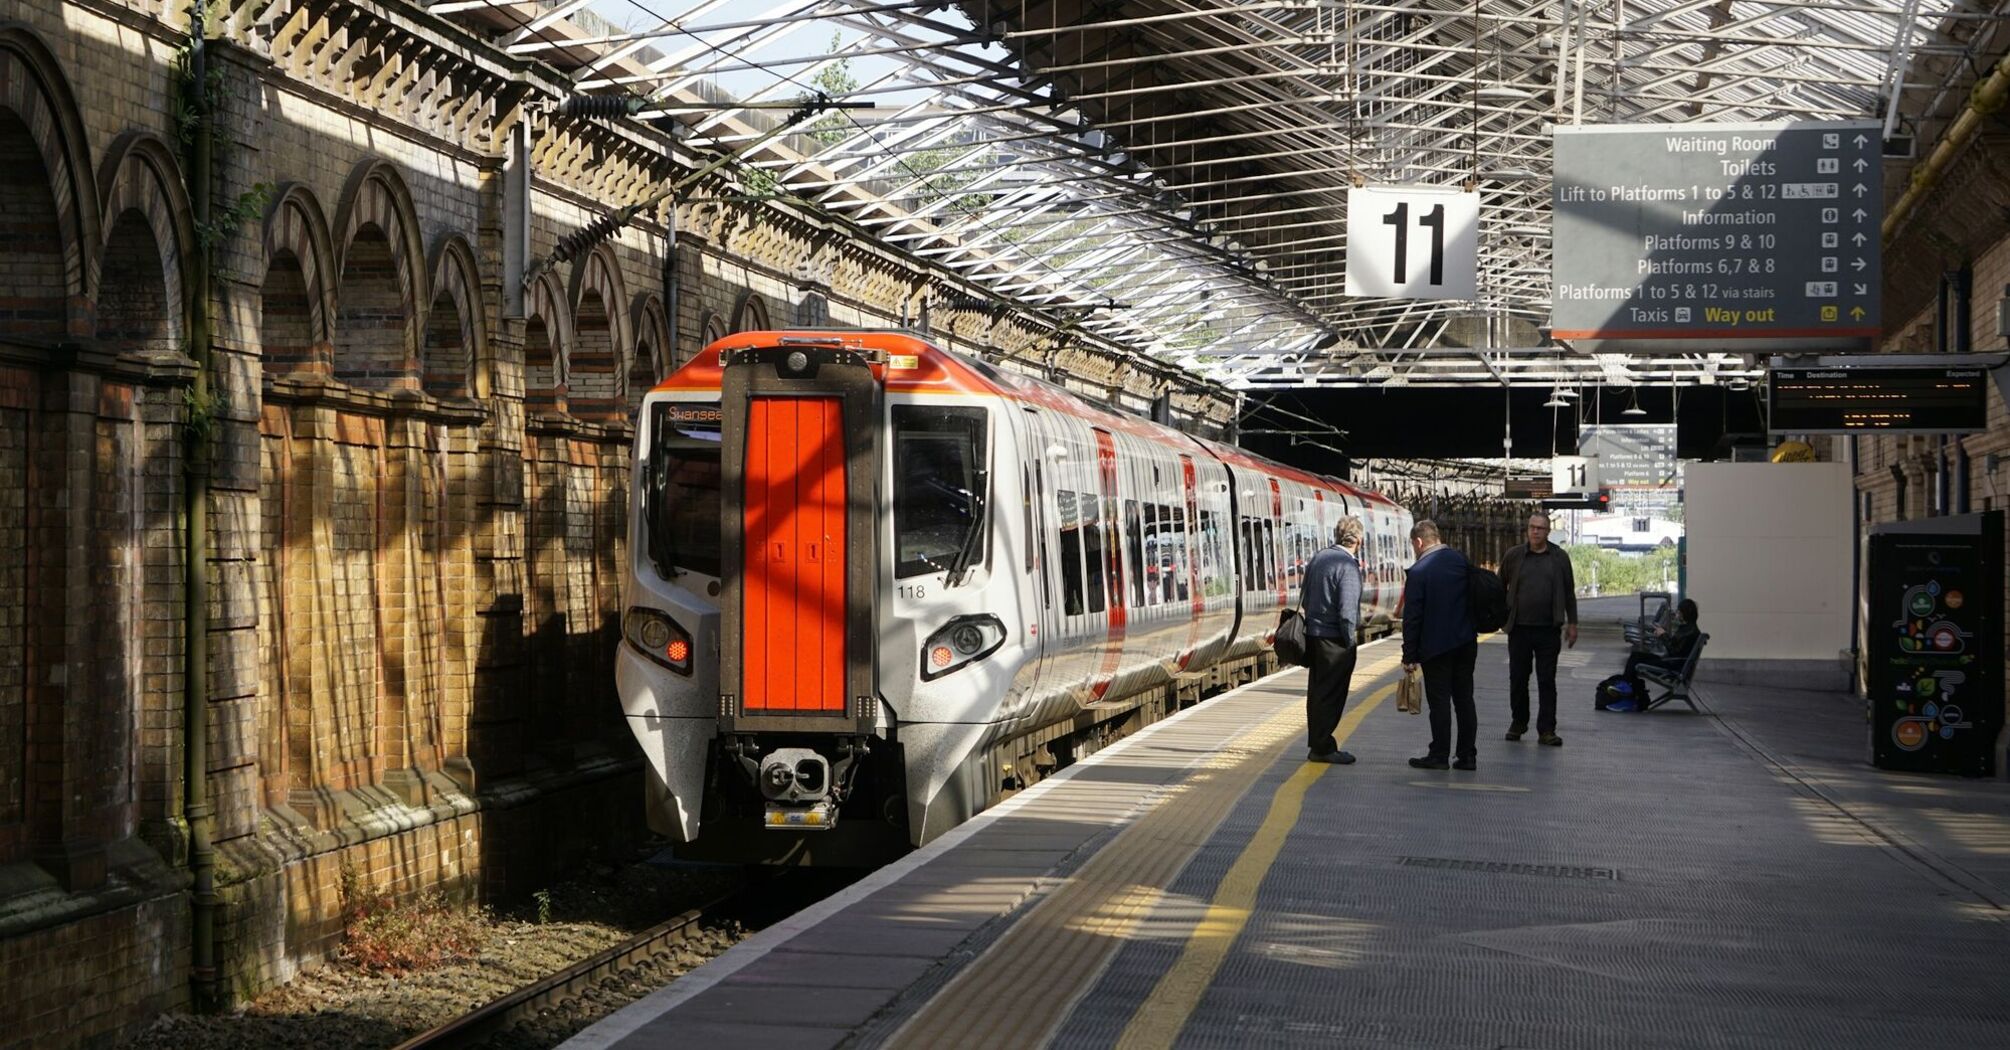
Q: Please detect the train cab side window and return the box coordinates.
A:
[645,402,724,579]
[1125,500,1146,608]
[1082,492,1108,614]
[892,405,989,579]
[1058,488,1084,615]
[1199,509,1220,596]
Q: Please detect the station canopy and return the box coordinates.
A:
[439,0,2007,389]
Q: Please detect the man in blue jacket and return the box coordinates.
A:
[1300,516,1365,764]
[1401,520,1479,771]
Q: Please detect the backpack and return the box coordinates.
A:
[1466,562,1509,634]
[1595,673,1644,712]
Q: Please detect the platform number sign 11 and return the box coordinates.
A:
[1345,185,1480,301]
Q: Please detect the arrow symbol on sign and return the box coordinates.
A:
[1852,232,1868,246]
[1851,306,1866,320]
[1853,283,1868,296]
[1853,183,1869,197]
[1852,208,1869,222]
[1853,157,1869,172]
[1852,257,1868,271]
[1854,134,1870,148]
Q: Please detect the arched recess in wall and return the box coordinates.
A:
[730,291,770,334]
[699,309,727,349]
[630,294,671,414]
[0,27,103,868]
[524,270,572,415]
[567,245,630,420]
[258,185,339,378]
[94,133,196,359]
[423,234,487,401]
[0,29,102,345]
[331,160,426,390]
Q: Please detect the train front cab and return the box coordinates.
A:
[622,333,1019,865]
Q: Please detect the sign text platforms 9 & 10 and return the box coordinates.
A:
[1551,120,1881,352]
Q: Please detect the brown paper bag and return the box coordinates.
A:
[1396,666,1424,714]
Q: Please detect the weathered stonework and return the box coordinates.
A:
[0,0,1234,1044]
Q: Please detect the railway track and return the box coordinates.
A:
[389,893,735,1050]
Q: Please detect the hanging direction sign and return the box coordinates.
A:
[1551,120,1882,352]
[1346,185,1479,301]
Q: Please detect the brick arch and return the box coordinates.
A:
[94,133,195,357]
[699,309,727,348]
[0,28,101,342]
[566,247,630,420]
[331,160,426,389]
[423,234,486,400]
[259,183,339,376]
[730,290,770,333]
[628,293,671,412]
[523,270,571,414]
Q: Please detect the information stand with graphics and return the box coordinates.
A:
[1866,512,2003,776]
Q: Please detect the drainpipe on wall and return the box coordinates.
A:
[184,6,219,1012]
[664,208,679,368]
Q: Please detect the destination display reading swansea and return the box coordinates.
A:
[1552,120,1881,351]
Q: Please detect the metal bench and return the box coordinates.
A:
[1639,632,1708,712]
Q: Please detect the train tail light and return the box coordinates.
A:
[920,614,1006,681]
[624,607,694,675]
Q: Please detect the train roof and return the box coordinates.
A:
[652,329,1401,510]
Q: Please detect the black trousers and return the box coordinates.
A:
[1306,637,1358,755]
[1508,625,1563,734]
[1423,640,1478,762]
[1624,651,1685,679]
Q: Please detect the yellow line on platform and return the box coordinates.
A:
[1114,678,1399,1050]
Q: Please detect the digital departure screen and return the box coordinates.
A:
[1768,366,1989,433]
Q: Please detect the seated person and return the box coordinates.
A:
[1624,598,1699,679]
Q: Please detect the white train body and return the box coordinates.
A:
[619,331,1411,863]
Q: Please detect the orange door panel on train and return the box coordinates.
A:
[742,397,847,712]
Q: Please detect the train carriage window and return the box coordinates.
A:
[1149,500,1165,599]
[1176,506,1193,602]
[1058,488,1084,616]
[1157,504,1176,603]
[1125,499,1146,608]
[1262,519,1278,590]
[1198,509,1220,596]
[1082,492,1107,614]
[645,402,725,578]
[1034,460,1053,609]
[892,405,989,579]
[1242,518,1259,593]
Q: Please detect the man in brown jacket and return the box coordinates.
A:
[1499,513,1578,746]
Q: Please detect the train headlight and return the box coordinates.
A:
[920,614,1006,681]
[623,607,694,675]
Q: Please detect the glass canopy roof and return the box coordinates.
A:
[435,0,2008,388]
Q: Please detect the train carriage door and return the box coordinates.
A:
[742,396,846,713]
[1180,456,1200,613]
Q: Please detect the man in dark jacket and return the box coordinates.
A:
[1401,520,1479,771]
[1300,516,1365,764]
[1499,513,1579,746]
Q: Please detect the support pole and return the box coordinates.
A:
[183,4,219,1012]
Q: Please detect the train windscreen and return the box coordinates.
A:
[892,405,988,579]
[646,401,723,578]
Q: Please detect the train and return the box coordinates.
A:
[617,330,1414,864]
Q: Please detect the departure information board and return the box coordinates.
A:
[1768,366,1989,433]
[1553,120,1882,352]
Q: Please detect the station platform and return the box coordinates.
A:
[568,631,2010,1050]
